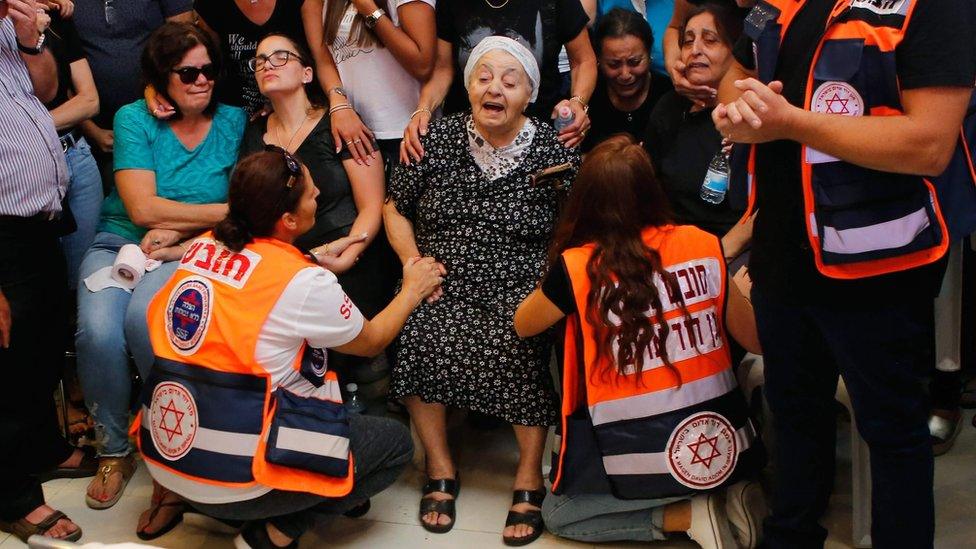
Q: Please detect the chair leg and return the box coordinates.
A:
[57,378,70,441]
[836,379,872,548]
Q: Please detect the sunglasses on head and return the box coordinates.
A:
[172,63,217,84]
[264,145,302,188]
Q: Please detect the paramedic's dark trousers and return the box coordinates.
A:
[0,217,73,520]
[753,286,934,549]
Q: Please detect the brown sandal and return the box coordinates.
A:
[85,454,136,510]
[0,510,82,543]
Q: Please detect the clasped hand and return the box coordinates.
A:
[712,78,797,144]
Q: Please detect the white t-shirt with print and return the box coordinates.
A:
[147,266,365,504]
[325,0,436,139]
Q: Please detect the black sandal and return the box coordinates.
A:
[419,477,460,534]
[502,489,546,546]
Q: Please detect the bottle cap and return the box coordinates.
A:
[346,383,358,392]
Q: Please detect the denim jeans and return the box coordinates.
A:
[187,414,413,540]
[76,231,179,457]
[61,137,103,290]
[541,491,682,543]
[753,287,934,549]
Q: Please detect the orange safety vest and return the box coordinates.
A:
[135,233,354,500]
[739,0,951,279]
[549,225,760,499]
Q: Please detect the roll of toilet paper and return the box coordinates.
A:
[84,244,163,293]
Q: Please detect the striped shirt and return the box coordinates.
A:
[0,19,67,217]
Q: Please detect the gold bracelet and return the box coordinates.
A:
[569,95,589,113]
[409,107,432,120]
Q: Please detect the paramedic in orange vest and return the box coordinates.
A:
[712,0,976,546]
[138,148,445,549]
[514,136,766,549]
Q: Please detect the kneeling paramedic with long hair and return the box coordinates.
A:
[515,135,766,549]
[135,148,445,548]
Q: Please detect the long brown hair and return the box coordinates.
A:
[547,134,686,383]
[323,0,383,49]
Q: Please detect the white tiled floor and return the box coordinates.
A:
[4,409,976,549]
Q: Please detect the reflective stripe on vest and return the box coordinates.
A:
[139,234,354,500]
[741,0,950,278]
[551,226,758,499]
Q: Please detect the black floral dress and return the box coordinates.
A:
[388,113,580,426]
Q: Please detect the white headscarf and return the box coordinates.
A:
[463,36,541,103]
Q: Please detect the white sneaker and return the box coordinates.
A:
[687,492,737,549]
[725,481,768,549]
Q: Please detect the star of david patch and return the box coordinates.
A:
[149,381,198,461]
[666,412,738,489]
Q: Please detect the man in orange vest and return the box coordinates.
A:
[712,0,975,547]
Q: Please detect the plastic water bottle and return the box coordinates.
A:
[344,383,367,414]
[700,149,730,204]
[553,105,574,132]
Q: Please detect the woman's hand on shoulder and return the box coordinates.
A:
[145,85,176,120]
[331,107,376,166]
[401,256,445,305]
[400,107,432,165]
[553,99,590,149]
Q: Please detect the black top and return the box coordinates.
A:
[733,0,976,305]
[44,15,85,120]
[195,0,308,114]
[240,115,358,250]
[644,91,743,237]
[582,72,672,152]
[435,0,589,119]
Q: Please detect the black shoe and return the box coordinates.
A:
[343,499,371,518]
[234,521,298,549]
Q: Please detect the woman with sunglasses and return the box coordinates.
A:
[74,22,246,536]
[131,149,442,548]
[240,34,393,385]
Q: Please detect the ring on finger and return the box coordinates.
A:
[346,140,354,145]
[353,138,362,144]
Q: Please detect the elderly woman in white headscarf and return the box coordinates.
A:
[383,36,581,546]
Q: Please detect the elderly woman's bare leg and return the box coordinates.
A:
[504,425,547,543]
[403,396,456,529]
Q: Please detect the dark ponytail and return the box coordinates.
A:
[213,211,254,253]
[214,150,307,252]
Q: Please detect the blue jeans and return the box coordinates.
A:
[753,287,934,549]
[541,492,682,543]
[60,137,103,290]
[76,231,179,457]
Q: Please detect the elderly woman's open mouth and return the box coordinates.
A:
[482,101,506,113]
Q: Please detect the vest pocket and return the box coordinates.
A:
[265,389,352,478]
[811,168,942,264]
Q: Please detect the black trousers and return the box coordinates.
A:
[0,218,73,520]
[753,287,934,549]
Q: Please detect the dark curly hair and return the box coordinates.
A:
[141,22,223,119]
[213,150,308,252]
[547,134,690,383]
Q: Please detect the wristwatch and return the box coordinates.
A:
[363,8,387,29]
[328,86,348,98]
[17,32,47,56]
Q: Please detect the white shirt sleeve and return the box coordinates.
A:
[289,266,365,349]
[254,267,365,380]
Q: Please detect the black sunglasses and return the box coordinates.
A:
[172,63,217,84]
